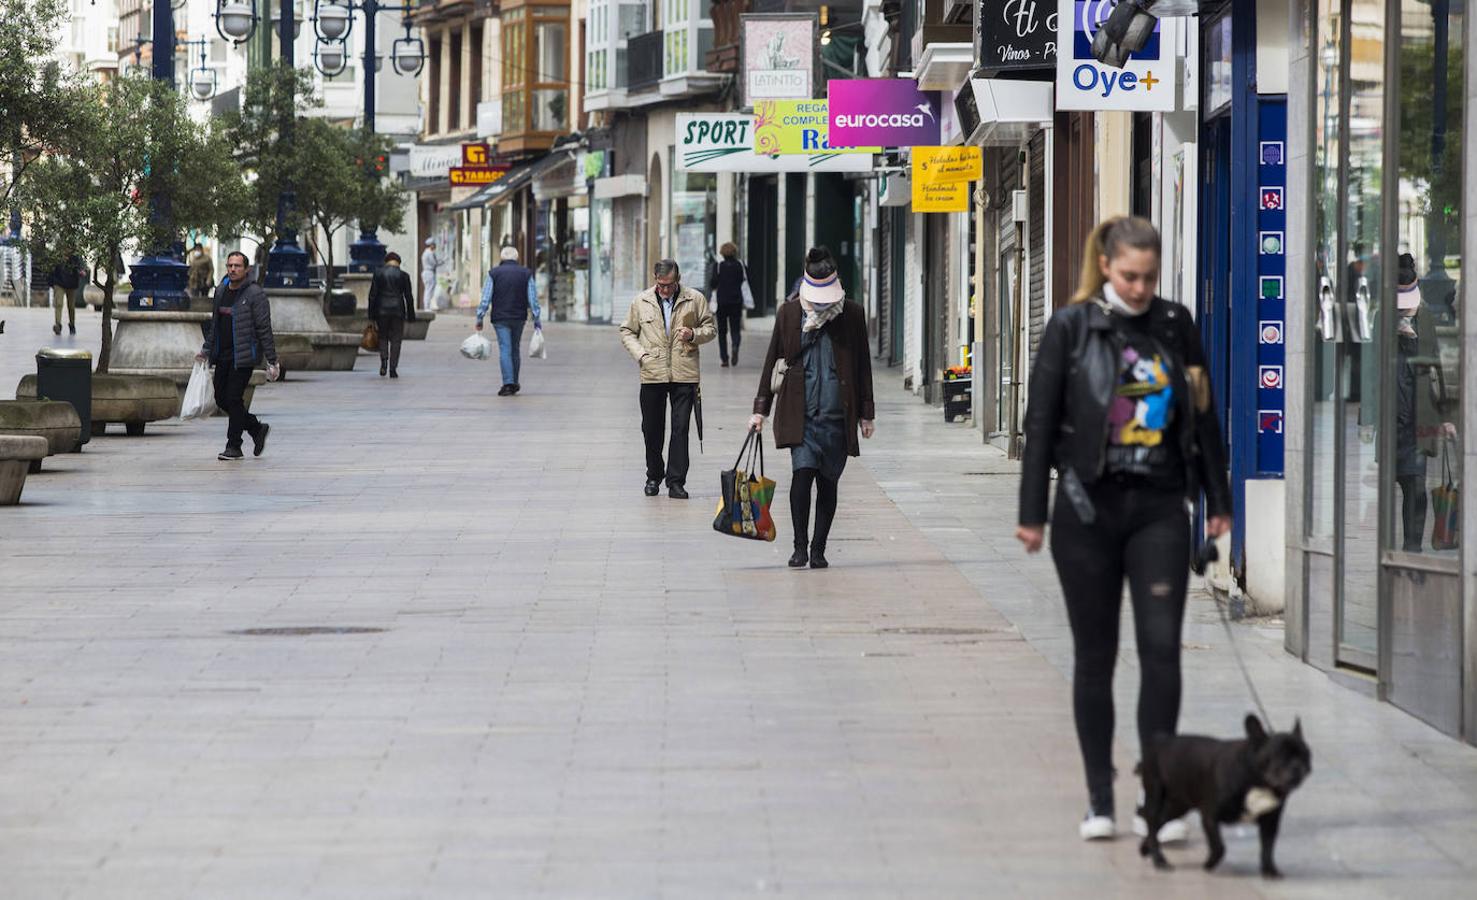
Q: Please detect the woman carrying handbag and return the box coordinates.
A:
[711,242,754,367]
[750,247,875,569]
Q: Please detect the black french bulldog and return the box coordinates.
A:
[1138,714,1312,878]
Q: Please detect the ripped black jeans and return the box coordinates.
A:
[1050,479,1190,817]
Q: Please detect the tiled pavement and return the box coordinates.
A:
[0,305,1474,898]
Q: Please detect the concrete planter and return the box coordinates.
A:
[0,400,83,471]
[18,373,179,436]
[267,288,360,371]
[404,311,437,341]
[103,309,264,412]
[341,273,372,313]
[0,435,48,505]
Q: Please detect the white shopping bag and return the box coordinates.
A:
[460,333,493,360]
[180,360,217,420]
[529,326,547,360]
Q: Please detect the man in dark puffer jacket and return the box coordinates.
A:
[196,251,280,461]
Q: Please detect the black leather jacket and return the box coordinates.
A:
[368,265,417,322]
[1018,296,1232,525]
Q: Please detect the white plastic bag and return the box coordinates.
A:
[460,333,493,360]
[529,326,547,360]
[180,360,217,420]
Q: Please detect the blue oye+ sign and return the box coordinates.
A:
[1055,0,1178,111]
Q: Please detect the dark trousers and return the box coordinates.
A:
[1398,474,1428,551]
[716,306,743,363]
[790,467,839,553]
[639,382,696,486]
[212,365,261,449]
[377,316,405,372]
[1049,480,1190,816]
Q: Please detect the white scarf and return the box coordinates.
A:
[1102,282,1150,317]
[800,299,844,332]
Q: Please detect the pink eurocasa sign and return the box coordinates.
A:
[826,79,943,148]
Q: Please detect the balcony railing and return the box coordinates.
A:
[706,0,749,73]
[627,30,663,90]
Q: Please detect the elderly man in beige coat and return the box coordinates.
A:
[619,258,717,499]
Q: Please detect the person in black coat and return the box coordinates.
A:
[367,251,417,378]
[1016,216,1233,842]
[711,242,749,367]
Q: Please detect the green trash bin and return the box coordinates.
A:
[36,348,92,447]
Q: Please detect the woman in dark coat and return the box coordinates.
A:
[750,247,875,569]
[711,242,749,367]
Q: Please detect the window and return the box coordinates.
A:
[500,1,572,140]
[1387,0,1464,558]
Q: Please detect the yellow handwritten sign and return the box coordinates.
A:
[913,146,983,186]
[753,100,879,156]
[912,178,970,213]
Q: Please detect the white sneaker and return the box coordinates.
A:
[1133,814,1190,843]
[1080,813,1115,841]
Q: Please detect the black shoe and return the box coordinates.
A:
[788,548,809,568]
[809,549,829,569]
[68,323,75,335]
[644,480,661,497]
[53,324,61,335]
[497,384,513,396]
[251,423,270,457]
[720,360,730,368]
[218,446,244,461]
[732,352,739,366]
[511,383,520,394]
[668,484,689,500]
[380,363,388,377]
[389,370,398,379]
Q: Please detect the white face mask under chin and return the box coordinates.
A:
[1102,282,1150,317]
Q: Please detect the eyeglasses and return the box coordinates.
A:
[654,280,679,294]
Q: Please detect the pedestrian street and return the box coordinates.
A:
[2,306,1476,898]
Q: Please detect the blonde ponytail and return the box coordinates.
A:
[1071,215,1161,304]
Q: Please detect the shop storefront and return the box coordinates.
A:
[1287,0,1474,742]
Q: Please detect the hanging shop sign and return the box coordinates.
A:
[1054,0,1177,112]
[913,146,984,185]
[1255,100,1287,475]
[913,179,970,213]
[978,0,1059,72]
[461,142,492,167]
[741,14,816,107]
[449,165,509,187]
[408,143,465,178]
[753,100,878,155]
[827,79,943,148]
[676,113,873,173]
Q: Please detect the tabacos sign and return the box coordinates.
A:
[827,79,943,148]
[1055,0,1176,111]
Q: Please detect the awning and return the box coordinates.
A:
[447,149,579,210]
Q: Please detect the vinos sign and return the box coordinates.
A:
[978,0,1058,72]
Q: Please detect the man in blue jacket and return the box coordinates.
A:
[475,246,542,396]
[195,251,280,460]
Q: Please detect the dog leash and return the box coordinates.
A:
[1194,540,1275,731]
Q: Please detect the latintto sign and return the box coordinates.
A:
[742,16,815,106]
[1054,0,1176,112]
[827,79,943,148]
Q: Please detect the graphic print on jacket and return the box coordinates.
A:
[1104,326,1182,486]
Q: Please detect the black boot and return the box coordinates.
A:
[809,546,829,569]
[380,362,388,377]
[788,544,809,568]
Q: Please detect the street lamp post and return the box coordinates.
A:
[310,1,424,273]
[127,0,192,311]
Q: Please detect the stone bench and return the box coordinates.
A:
[18,373,179,436]
[0,400,83,472]
[0,435,48,505]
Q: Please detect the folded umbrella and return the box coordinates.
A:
[694,386,704,454]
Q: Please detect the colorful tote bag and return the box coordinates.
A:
[1431,440,1461,551]
[713,430,777,542]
